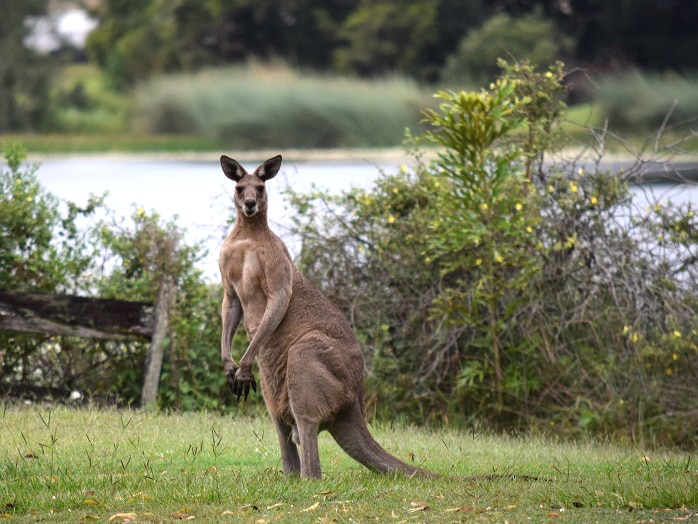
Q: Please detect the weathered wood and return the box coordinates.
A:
[140,276,175,408]
[0,291,154,340]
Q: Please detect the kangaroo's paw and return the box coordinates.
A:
[223,360,240,395]
[233,366,257,402]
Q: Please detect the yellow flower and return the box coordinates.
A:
[545,71,553,78]
[688,211,694,218]
[480,203,489,211]
[577,167,584,176]
[26,196,33,202]
[569,182,578,193]
[673,330,682,338]
[672,353,679,361]
[526,226,533,233]
[475,259,482,266]
[400,164,408,173]
[392,187,399,194]
[590,196,598,205]
[547,185,554,193]
[495,254,503,264]
[387,215,396,224]
[515,202,523,211]
[137,207,145,216]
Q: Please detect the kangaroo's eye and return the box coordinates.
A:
[257,186,264,195]
[236,187,244,195]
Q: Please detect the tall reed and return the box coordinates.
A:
[132,63,431,149]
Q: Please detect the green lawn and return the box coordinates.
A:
[1,405,695,523]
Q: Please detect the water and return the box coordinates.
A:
[31,157,698,282]
[34,157,393,281]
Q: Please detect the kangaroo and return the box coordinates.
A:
[218,154,429,479]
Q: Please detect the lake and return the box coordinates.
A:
[33,156,698,282]
[34,156,396,280]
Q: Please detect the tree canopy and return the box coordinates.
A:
[84,0,698,89]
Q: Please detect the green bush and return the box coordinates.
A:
[288,61,698,447]
[131,63,430,148]
[441,10,573,88]
[0,142,105,386]
[592,70,698,135]
[0,145,237,411]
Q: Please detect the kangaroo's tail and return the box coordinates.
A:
[329,404,434,477]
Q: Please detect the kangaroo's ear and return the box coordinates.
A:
[256,155,282,181]
[220,155,246,181]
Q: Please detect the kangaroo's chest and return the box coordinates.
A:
[226,239,269,327]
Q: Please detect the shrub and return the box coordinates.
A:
[441,10,573,88]
[0,146,236,411]
[131,63,430,148]
[591,70,698,135]
[288,61,698,447]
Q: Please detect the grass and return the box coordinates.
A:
[0,133,219,155]
[8,63,697,155]
[1,405,695,523]
[131,62,431,150]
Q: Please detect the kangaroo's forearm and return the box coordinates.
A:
[221,295,243,363]
[239,291,290,368]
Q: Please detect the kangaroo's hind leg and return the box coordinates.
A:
[272,416,301,475]
[286,332,355,479]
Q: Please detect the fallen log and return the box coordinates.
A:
[0,290,154,340]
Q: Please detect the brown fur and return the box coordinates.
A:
[218,154,428,479]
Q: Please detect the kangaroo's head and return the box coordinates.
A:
[220,155,282,218]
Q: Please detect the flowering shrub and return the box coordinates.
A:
[289,61,698,447]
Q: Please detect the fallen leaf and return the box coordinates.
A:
[407,502,431,512]
[173,512,195,520]
[0,514,11,519]
[83,499,102,506]
[80,516,100,521]
[267,502,283,509]
[24,453,39,459]
[547,512,563,518]
[301,502,320,512]
[108,513,137,522]
[445,506,474,513]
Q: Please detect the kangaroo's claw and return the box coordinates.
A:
[233,371,257,402]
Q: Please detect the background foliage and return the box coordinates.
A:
[4,0,698,141]
[131,63,429,149]
[0,143,233,410]
[286,62,698,447]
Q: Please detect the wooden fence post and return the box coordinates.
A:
[140,275,175,409]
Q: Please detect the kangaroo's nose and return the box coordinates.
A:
[244,199,256,210]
